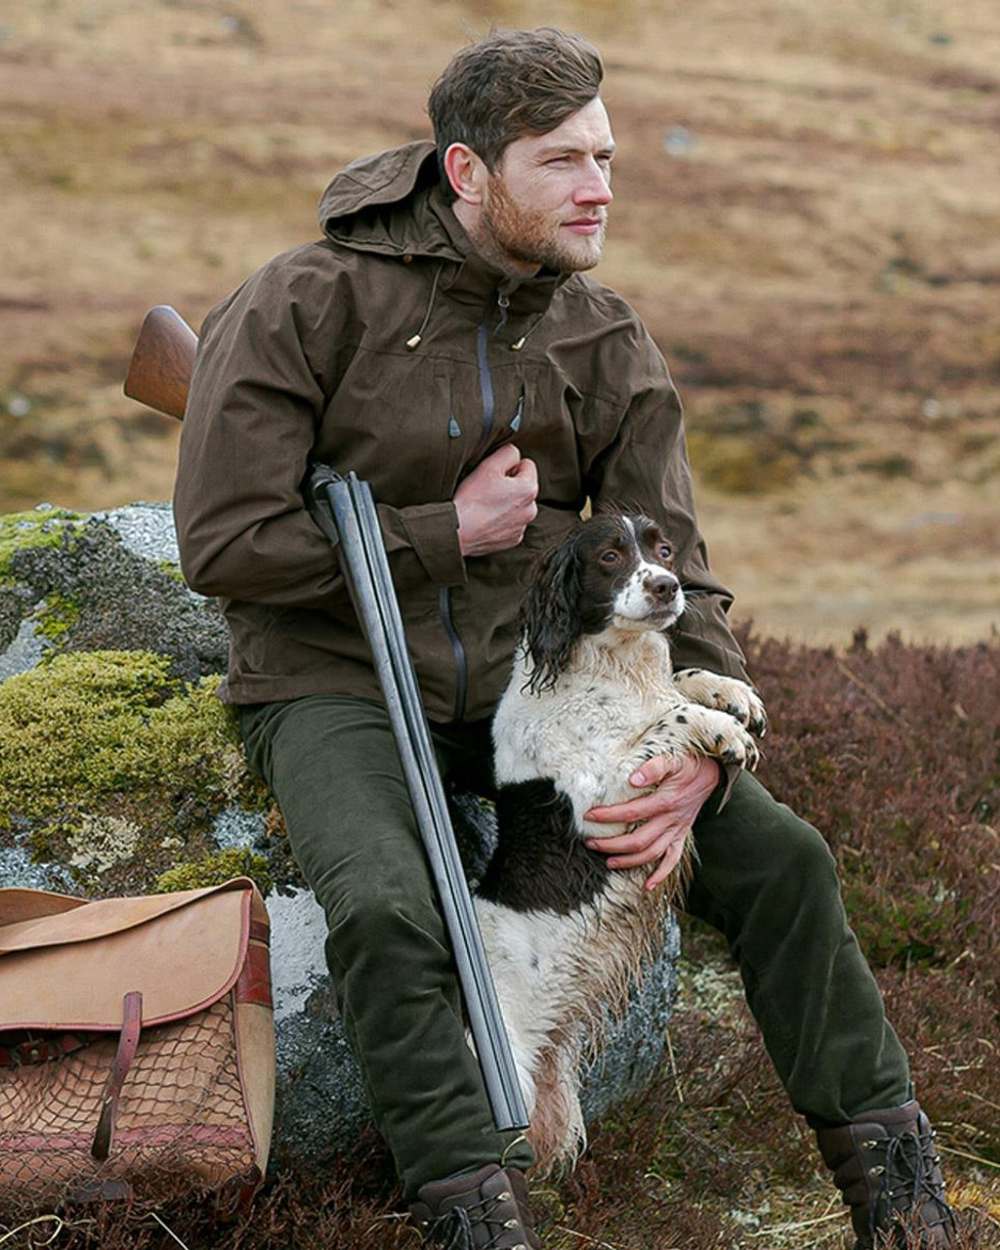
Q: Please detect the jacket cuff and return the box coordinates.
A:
[400,502,467,587]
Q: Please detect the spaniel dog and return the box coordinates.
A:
[474,512,766,1169]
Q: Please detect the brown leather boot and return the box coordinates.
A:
[408,1163,542,1248]
[816,1100,957,1248]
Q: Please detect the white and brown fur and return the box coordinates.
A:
[474,513,766,1170]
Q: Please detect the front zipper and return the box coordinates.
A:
[438,587,468,722]
[439,291,506,723]
[511,384,525,432]
[476,319,496,448]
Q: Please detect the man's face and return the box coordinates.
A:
[480,96,615,275]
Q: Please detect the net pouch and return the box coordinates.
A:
[0,877,274,1215]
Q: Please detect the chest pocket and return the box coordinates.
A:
[510,363,584,503]
[315,349,478,507]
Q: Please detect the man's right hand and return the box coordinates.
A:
[454,444,539,557]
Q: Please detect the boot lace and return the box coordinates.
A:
[426,1188,525,1249]
[867,1125,956,1241]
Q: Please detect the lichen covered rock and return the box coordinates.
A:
[0,649,271,897]
[0,502,227,682]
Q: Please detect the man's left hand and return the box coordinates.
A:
[583,754,720,891]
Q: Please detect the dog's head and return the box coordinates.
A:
[521,513,685,693]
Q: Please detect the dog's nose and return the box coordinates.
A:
[646,574,677,601]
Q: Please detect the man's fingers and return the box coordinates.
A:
[628,754,683,787]
[486,443,523,474]
[586,789,683,823]
[587,813,680,856]
[603,826,686,870]
[511,456,538,490]
[644,833,690,890]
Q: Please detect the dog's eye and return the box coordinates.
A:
[599,550,621,565]
[658,544,672,560]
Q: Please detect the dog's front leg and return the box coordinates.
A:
[673,669,767,736]
[631,704,760,773]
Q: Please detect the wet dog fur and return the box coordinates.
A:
[475,512,766,1169]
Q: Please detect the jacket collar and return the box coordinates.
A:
[426,186,568,324]
[320,143,569,323]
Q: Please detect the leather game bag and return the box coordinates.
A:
[0,877,274,1213]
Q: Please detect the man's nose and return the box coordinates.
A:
[574,159,613,207]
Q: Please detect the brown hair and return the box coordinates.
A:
[427,27,604,188]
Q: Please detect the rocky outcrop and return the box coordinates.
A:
[0,502,680,1165]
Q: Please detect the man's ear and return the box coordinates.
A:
[443,142,488,206]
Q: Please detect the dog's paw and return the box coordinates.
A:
[729,686,767,738]
[674,670,768,737]
[708,716,760,771]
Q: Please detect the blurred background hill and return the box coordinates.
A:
[1,0,997,645]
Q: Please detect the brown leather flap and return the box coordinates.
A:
[0,888,87,927]
[0,878,268,1030]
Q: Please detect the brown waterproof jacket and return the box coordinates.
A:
[173,141,749,722]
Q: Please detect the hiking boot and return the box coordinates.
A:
[409,1163,542,1248]
[816,1100,957,1248]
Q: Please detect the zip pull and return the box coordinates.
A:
[495,291,510,334]
[510,385,525,433]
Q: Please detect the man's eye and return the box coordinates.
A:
[600,550,621,565]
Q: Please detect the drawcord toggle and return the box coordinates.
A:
[406,262,445,351]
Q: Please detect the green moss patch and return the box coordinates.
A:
[32,590,81,642]
[0,506,82,580]
[154,848,274,898]
[157,558,187,584]
[0,650,264,890]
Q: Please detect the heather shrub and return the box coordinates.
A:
[2,632,996,1248]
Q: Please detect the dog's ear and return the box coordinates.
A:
[521,537,583,694]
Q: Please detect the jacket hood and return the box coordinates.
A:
[318,141,468,261]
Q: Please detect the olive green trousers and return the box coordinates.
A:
[238,694,910,1200]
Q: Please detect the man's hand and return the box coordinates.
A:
[584,754,720,891]
[454,445,539,556]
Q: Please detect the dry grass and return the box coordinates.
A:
[0,0,998,645]
[1,629,997,1248]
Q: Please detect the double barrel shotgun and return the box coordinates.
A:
[124,306,530,1134]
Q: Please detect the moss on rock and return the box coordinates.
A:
[0,506,82,580]
[0,650,267,891]
[154,847,274,897]
[32,591,81,642]
[156,558,187,585]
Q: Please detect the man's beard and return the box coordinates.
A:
[477,173,607,275]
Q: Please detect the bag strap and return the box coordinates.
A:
[91,990,143,1162]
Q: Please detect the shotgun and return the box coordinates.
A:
[123,306,198,421]
[123,306,530,1133]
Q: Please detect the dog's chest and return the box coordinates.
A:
[495,660,681,785]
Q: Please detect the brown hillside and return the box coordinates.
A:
[1,0,997,646]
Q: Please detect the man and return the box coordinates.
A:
[173,28,955,1250]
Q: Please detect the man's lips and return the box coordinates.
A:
[563,219,603,235]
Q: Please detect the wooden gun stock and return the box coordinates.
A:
[123,305,198,420]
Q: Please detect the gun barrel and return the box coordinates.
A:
[310,466,530,1133]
